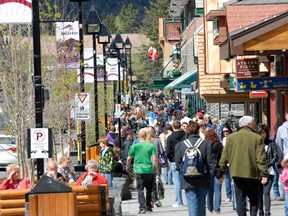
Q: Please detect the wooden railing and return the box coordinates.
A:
[0,184,109,216]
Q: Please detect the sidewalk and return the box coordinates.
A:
[121,184,285,216]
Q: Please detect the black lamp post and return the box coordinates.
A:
[84,4,101,143]
[113,33,124,148]
[97,24,111,132]
[70,0,91,170]
[32,0,44,179]
[124,37,132,106]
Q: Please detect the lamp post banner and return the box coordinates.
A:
[106,58,124,81]
[0,0,32,23]
[76,48,104,83]
[56,22,80,69]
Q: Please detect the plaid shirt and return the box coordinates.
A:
[99,147,115,173]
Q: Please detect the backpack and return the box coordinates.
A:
[181,138,205,178]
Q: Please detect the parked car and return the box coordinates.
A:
[0,135,17,169]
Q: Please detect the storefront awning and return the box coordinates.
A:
[165,70,197,90]
[149,78,175,89]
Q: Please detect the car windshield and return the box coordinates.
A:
[0,137,15,144]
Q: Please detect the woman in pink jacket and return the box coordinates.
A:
[0,164,31,190]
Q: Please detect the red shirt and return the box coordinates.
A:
[0,178,31,190]
[75,172,108,186]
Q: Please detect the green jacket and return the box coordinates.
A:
[219,127,268,179]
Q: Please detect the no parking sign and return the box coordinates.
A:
[27,128,52,159]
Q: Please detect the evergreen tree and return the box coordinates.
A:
[104,14,118,34]
[117,3,140,33]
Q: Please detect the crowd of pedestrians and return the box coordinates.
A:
[1,90,288,216]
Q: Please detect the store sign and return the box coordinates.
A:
[249,91,268,98]
[236,58,259,77]
[165,22,181,41]
[237,77,288,91]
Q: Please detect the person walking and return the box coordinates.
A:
[218,116,268,216]
[166,120,186,207]
[205,128,223,214]
[175,122,216,216]
[222,125,233,203]
[257,124,278,216]
[159,124,173,185]
[98,137,115,188]
[126,128,159,214]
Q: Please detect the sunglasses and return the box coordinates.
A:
[223,130,229,133]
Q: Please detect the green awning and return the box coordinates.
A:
[149,78,175,89]
[165,70,197,90]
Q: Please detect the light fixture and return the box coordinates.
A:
[84,4,101,35]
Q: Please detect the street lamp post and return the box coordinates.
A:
[32,0,44,179]
[124,37,132,106]
[97,24,111,132]
[112,33,124,148]
[84,4,102,143]
[70,0,91,170]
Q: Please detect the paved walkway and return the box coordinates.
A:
[122,184,285,215]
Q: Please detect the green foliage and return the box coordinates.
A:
[141,0,170,44]
[103,14,118,34]
[117,3,140,33]
[132,0,170,89]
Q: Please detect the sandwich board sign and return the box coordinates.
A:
[27,128,52,159]
[75,93,90,120]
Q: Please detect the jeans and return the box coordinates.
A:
[207,175,222,212]
[101,173,113,188]
[171,162,183,205]
[185,187,208,216]
[258,175,274,213]
[273,164,285,198]
[225,166,232,199]
[136,173,153,210]
[162,160,173,184]
[234,177,259,216]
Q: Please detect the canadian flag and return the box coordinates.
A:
[147,47,159,61]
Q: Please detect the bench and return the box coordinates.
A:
[0,184,109,216]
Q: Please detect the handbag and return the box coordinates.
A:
[156,139,168,168]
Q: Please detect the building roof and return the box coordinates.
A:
[224,0,288,6]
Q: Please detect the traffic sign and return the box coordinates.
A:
[115,104,121,118]
[74,93,90,120]
[27,128,52,159]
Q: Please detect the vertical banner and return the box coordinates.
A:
[56,22,80,68]
[0,0,32,24]
[76,48,104,83]
[106,58,124,81]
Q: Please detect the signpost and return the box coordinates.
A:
[115,104,121,118]
[27,128,52,159]
[75,93,90,120]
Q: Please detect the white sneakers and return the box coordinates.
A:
[172,203,184,207]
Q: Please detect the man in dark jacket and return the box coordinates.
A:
[166,120,186,207]
[218,116,268,216]
[175,122,216,216]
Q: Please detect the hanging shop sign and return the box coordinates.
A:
[237,77,288,91]
[236,58,259,77]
